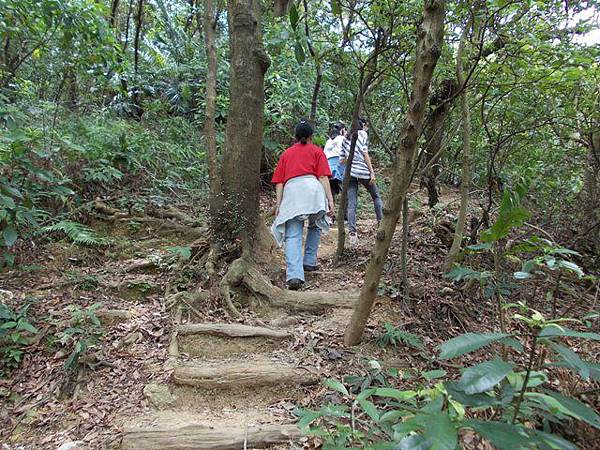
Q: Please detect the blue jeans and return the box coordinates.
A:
[347,177,383,233]
[284,216,321,282]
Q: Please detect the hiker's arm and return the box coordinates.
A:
[364,151,376,185]
[275,183,283,215]
[319,176,335,216]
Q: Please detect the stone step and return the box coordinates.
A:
[122,411,300,449]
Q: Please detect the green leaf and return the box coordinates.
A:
[324,378,349,396]
[289,3,299,30]
[539,324,600,341]
[397,434,430,450]
[358,398,380,422]
[294,41,305,64]
[3,226,18,247]
[548,360,600,381]
[422,369,447,381]
[549,342,589,380]
[464,420,531,450]
[446,382,498,407]
[17,319,38,334]
[514,271,533,280]
[456,359,515,394]
[499,337,524,353]
[545,390,600,429]
[331,0,341,15]
[373,387,418,401]
[528,429,577,450]
[424,411,457,450]
[439,332,511,360]
[295,408,321,429]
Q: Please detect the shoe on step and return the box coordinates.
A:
[348,232,358,247]
[287,278,304,291]
[303,265,319,272]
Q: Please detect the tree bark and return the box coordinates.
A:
[443,24,472,272]
[110,0,120,29]
[335,34,385,261]
[580,131,600,253]
[303,0,321,124]
[216,0,270,254]
[132,0,145,118]
[344,0,446,346]
[421,78,456,207]
[203,0,222,235]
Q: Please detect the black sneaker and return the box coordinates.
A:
[303,265,319,272]
[287,279,304,290]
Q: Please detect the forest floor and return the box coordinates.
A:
[0,186,598,449]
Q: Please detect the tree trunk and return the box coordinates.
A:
[303,0,321,124]
[273,0,290,17]
[580,131,600,254]
[335,35,385,261]
[443,25,471,272]
[132,0,145,118]
[401,196,409,302]
[216,0,270,254]
[344,0,446,346]
[110,0,120,29]
[421,78,456,207]
[203,0,222,233]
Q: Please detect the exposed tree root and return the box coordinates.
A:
[176,323,291,339]
[219,258,357,317]
[173,360,317,389]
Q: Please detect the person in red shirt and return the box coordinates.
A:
[271,120,335,290]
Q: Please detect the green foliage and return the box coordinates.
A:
[43,220,108,246]
[376,323,425,351]
[300,308,599,448]
[0,302,37,374]
[58,303,104,370]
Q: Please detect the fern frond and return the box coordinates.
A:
[43,221,108,247]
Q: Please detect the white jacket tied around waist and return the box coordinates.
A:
[271,175,330,247]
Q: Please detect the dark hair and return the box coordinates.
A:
[328,122,346,139]
[356,117,368,131]
[295,120,313,144]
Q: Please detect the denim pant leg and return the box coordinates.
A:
[284,217,305,282]
[303,216,321,267]
[347,177,359,233]
[361,178,384,222]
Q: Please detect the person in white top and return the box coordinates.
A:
[323,123,346,200]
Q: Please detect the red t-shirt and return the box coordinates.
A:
[271,143,332,184]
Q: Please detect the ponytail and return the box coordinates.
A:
[294,119,313,144]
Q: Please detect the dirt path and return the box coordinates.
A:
[119,222,371,449]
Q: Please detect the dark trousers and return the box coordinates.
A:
[347,177,383,233]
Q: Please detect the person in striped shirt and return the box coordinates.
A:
[339,118,383,246]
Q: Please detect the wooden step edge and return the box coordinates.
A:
[122,422,301,450]
[172,362,318,389]
[176,323,291,339]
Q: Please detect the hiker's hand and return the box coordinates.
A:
[327,199,335,218]
[370,174,376,185]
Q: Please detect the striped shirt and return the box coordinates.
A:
[341,130,371,179]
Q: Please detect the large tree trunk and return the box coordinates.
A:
[421,78,456,208]
[580,131,600,254]
[203,0,222,232]
[216,0,270,254]
[443,24,472,272]
[344,0,446,346]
